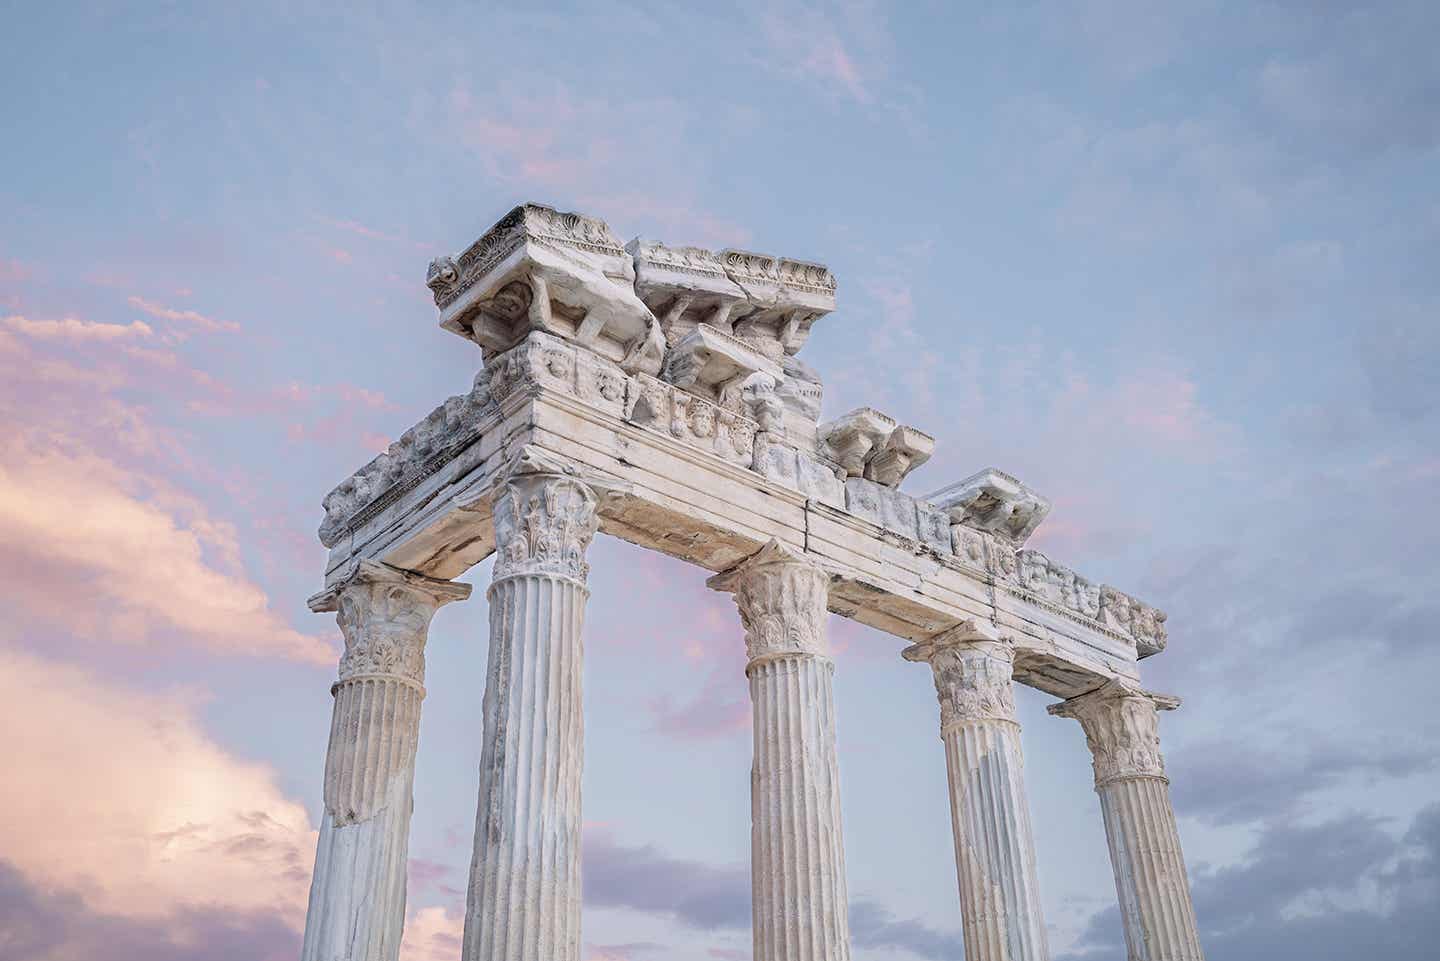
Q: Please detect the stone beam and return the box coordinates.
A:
[318,346,1153,697]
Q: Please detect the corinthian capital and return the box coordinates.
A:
[309,560,472,686]
[1048,679,1181,787]
[707,539,831,665]
[490,446,617,581]
[903,620,1017,727]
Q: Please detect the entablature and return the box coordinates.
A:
[317,202,1171,698]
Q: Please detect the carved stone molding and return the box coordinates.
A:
[319,371,497,548]
[928,468,1051,548]
[1048,679,1181,787]
[1098,585,1169,657]
[708,539,831,666]
[428,203,665,376]
[627,372,759,466]
[903,620,1018,728]
[491,449,605,582]
[310,560,472,686]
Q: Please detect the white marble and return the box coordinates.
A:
[462,451,603,961]
[905,622,1051,961]
[302,200,1207,958]
[710,540,852,961]
[1050,681,1205,961]
[301,561,470,961]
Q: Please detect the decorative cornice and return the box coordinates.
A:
[708,539,832,666]
[309,560,471,686]
[1048,679,1181,787]
[318,371,497,548]
[427,203,626,311]
[904,621,1017,727]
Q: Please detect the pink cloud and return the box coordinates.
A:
[649,665,751,740]
[0,441,334,664]
[0,647,316,927]
[4,312,153,340]
[401,905,465,961]
[128,294,240,332]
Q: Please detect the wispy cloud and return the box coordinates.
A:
[128,295,239,332]
[0,648,316,927]
[4,313,153,341]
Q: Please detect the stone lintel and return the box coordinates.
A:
[317,381,1151,698]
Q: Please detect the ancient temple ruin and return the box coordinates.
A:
[301,203,1206,961]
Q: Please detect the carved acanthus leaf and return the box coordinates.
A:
[708,539,831,665]
[904,622,1017,727]
[492,470,601,582]
[1048,680,1181,787]
[310,560,471,685]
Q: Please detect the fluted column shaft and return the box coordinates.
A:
[302,561,471,961]
[710,540,852,961]
[1050,681,1204,961]
[462,461,601,961]
[904,624,1050,961]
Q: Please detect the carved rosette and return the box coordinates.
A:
[708,539,830,666]
[492,471,600,582]
[904,622,1018,729]
[1049,680,1179,787]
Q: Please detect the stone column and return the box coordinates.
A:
[302,560,471,961]
[1049,680,1204,961]
[462,453,602,961]
[708,539,852,961]
[903,622,1051,961]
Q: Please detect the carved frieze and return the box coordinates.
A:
[752,432,845,508]
[1018,549,1102,620]
[1048,680,1181,787]
[708,539,831,665]
[1099,586,1169,657]
[486,330,630,417]
[627,373,758,467]
[318,371,498,548]
[844,476,952,555]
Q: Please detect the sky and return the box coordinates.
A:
[1,1,1437,959]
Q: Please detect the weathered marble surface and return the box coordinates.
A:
[301,561,470,961]
[462,449,607,961]
[710,541,852,961]
[1050,681,1204,961]
[302,200,1204,961]
[905,623,1051,961]
[316,203,1171,685]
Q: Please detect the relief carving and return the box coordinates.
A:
[492,468,601,582]
[311,561,472,685]
[319,370,497,547]
[707,540,830,665]
[1048,680,1181,787]
[903,622,1017,728]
